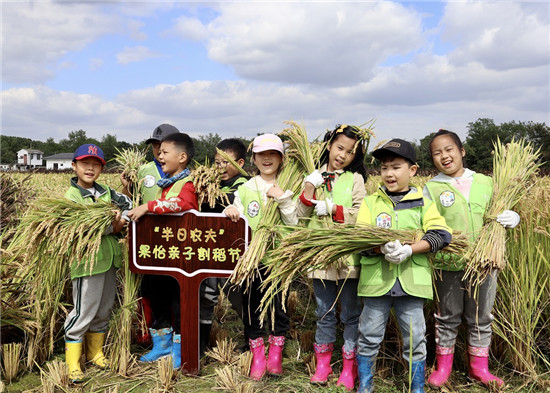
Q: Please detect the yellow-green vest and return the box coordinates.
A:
[237,181,264,232]
[138,161,163,203]
[424,173,492,271]
[64,183,123,279]
[357,186,450,300]
[155,176,193,200]
[309,171,359,267]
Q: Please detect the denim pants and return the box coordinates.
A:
[433,269,497,348]
[357,295,426,362]
[313,278,362,352]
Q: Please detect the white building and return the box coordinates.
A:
[44,153,74,170]
[17,148,43,168]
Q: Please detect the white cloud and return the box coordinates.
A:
[165,15,209,41]
[440,2,549,70]
[116,46,164,64]
[1,1,121,84]
[202,2,425,86]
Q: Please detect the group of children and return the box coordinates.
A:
[64,124,519,393]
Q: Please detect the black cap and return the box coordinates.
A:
[372,138,417,164]
[145,124,180,144]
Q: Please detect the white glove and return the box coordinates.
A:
[496,210,520,228]
[385,244,413,264]
[311,198,335,217]
[304,170,324,188]
[381,240,401,255]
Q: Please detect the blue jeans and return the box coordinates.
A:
[313,278,362,352]
[357,295,426,362]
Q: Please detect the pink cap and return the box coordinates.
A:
[252,134,284,155]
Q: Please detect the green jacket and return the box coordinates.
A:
[356,185,452,300]
[65,178,132,279]
[424,172,492,271]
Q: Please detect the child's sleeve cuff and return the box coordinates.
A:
[299,191,316,206]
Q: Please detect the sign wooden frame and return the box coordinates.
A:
[129,210,249,374]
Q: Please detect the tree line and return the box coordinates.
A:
[1,118,548,171]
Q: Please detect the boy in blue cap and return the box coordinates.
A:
[64,144,132,382]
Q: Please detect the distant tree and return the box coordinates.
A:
[58,130,100,153]
[0,136,33,164]
[192,133,222,165]
[464,119,514,171]
[464,118,549,171]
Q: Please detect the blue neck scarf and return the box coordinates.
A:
[157,168,191,189]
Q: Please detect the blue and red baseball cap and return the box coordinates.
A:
[72,144,106,165]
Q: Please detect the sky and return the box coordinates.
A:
[2,1,549,147]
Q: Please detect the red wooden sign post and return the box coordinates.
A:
[129,210,249,374]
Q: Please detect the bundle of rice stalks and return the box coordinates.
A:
[205,338,238,365]
[39,360,69,391]
[1,343,22,382]
[113,146,147,205]
[237,351,253,376]
[107,239,141,376]
[258,223,469,319]
[215,365,255,392]
[8,198,118,274]
[156,356,175,392]
[192,163,230,210]
[463,138,542,286]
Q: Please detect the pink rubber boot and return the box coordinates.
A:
[310,343,334,384]
[248,337,266,381]
[336,346,358,391]
[427,346,454,388]
[468,347,504,389]
[266,335,285,375]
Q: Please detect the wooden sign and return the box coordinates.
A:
[129,210,249,374]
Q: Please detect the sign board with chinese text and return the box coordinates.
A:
[129,210,249,374]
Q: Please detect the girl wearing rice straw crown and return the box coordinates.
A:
[224,133,298,381]
[424,129,520,389]
[296,124,367,391]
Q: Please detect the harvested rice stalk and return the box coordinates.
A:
[1,343,22,382]
[192,163,230,210]
[215,365,255,392]
[463,138,542,285]
[205,338,238,365]
[157,356,175,392]
[107,238,141,376]
[258,222,469,320]
[39,360,69,390]
[8,198,118,275]
[216,148,250,177]
[113,146,147,205]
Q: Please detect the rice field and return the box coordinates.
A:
[1,171,549,392]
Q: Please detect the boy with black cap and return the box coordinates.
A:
[354,139,452,393]
[64,144,132,382]
[120,124,180,347]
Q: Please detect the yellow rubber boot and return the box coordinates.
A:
[65,341,85,382]
[85,331,109,368]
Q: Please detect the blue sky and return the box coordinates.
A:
[2,1,549,146]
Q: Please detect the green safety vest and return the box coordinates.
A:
[65,183,123,279]
[155,176,193,200]
[357,185,450,300]
[424,173,492,271]
[236,179,265,231]
[222,176,247,193]
[138,161,163,203]
[309,171,360,266]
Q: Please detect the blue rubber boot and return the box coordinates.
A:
[139,327,173,362]
[356,355,376,393]
[171,334,181,369]
[410,360,426,393]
